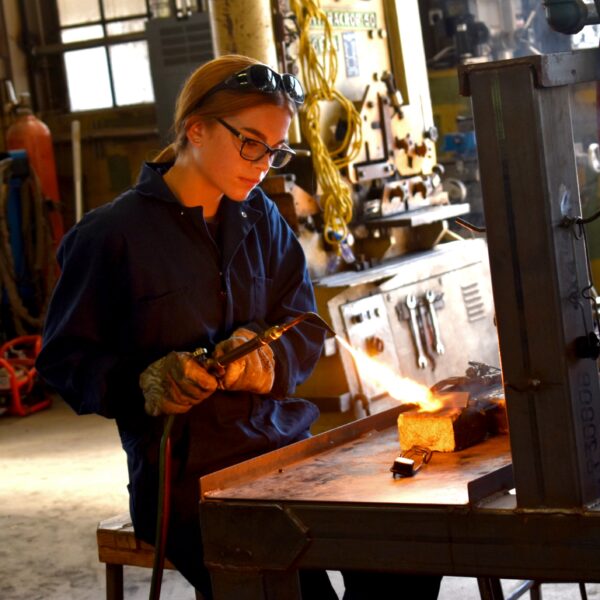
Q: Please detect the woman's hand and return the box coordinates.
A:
[139,351,218,416]
[213,328,275,394]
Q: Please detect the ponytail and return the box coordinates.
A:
[153,143,177,163]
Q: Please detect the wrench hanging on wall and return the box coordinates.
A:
[426,289,445,355]
[405,294,428,369]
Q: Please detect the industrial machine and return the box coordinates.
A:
[146,0,497,417]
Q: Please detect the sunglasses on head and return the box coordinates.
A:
[201,64,305,107]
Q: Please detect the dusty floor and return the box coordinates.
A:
[1,396,598,600]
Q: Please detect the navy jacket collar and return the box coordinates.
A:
[134,161,262,269]
[135,161,180,204]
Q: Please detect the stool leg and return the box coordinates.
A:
[529,581,543,600]
[106,564,124,600]
[478,577,505,600]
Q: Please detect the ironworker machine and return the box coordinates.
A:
[166,0,499,417]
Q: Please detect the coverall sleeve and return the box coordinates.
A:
[35,216,134,418]
[249,199,326,398]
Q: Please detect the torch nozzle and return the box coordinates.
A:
[251,311,335,352]
[276,311,335,336]
[196,311,335,372]
[257,312,334,346]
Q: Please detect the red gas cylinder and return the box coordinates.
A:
[6,97,64,246]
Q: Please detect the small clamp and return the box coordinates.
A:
[390,445,433,478]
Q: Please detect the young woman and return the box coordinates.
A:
[36,54,440,599]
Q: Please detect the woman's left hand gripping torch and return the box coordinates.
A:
[139,350,221,417]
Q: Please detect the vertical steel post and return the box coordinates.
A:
[206,0,278,67]
[460,51,600,508]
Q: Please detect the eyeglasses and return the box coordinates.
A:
[216,118,296,169]
[202,65,305,107]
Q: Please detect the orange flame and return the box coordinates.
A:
[336,335,443,412]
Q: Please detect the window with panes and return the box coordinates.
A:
[56,0,158,111]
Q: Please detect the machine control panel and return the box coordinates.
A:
[340,294,400,399]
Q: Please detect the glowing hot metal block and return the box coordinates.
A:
[398,406,488,453]
[397,391,489,453]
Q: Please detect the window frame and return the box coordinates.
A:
[21,0,159,113]
[58,0,152,109]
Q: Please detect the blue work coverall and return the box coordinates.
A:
[36,161,327,595]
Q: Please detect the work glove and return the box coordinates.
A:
[140,351,218,416]
[213,328,275,394]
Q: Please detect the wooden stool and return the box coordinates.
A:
[97,512,175,600]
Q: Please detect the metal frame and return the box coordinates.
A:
[460,48,600,508]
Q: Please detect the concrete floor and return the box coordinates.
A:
[1,396,598,600]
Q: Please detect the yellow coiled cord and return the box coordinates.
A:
[290,0,363,246]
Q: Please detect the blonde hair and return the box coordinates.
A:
[154,54,295,162]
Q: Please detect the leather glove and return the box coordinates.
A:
[213,328,275,394]
[140,351,218,416]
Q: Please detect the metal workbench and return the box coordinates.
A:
[200,405,600,599]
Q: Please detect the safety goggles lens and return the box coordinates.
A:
[246,66,304,105]
[247,65,279,92]
[281,73,304,104]
[222,65,304,105]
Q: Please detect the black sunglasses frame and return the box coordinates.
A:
[200,65,305,107]
[216,118,296,169]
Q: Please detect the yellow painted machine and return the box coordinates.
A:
[209,0,468,253]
